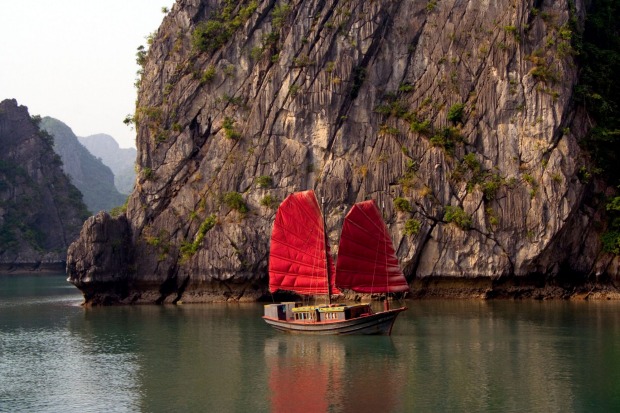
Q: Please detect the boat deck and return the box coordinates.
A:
[263,302,406,335]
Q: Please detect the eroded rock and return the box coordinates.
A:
[67,0,619,304]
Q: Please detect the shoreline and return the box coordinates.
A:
[6,270,620,301]
[77,280,620,306]
[0,262,66,274]
[408,276,620,300]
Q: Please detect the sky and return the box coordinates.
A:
[0,0,175,148]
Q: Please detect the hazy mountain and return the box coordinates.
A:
[40,117,126,213]
[79,134,136,195]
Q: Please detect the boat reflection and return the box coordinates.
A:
[264,334,405,412]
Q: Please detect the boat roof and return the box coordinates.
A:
[291,303,371,313]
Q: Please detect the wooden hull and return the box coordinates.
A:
[263,307,407,335]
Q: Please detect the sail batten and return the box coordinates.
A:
[336,200,409,294]
[268,190,339,295]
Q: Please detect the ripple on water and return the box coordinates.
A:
[0,328,141,413]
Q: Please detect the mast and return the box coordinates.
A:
[322,196,333,305]
[382,199,390,311]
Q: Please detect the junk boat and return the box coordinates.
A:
[263,190,408,335]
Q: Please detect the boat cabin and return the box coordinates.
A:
[264,302,373,323]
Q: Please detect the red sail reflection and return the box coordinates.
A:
[265,335,404,412]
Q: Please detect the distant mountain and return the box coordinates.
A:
[40,117,126,213]
[0,99,90,269]
[78,134,136,195]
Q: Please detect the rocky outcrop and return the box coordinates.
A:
[79,134,137,195]
[67,0,620,304]
[0,99,90,270]
[66,212,135,304]
[41,118,127,213]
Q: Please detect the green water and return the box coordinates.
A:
[1,274,620,412]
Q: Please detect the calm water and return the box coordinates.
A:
[1,275,620,412]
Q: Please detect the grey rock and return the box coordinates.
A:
[67,0,620,303]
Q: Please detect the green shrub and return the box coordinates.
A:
[192,20,231,52]
[522,173,536,186]
[444,205,472,229]
[200,65,217,84]
[462,153,480,171]
[289,84,300,96]
[398,82,414,93]
[222,117,241,139]
[480,173,503,200]
[181,214,217,259]
[430,127,461,154]
[602,230,620,254]
[531,64,558,83]
[223,192,248,213]
[504,25,520,40]
[602,196,620,254]
[375,98,409,119]
[135,45,147,67]
[447,103,465,124]
[110,198,129,217]
[191,1,257,53]
[260,195,278,208]
[410,119,431,136]
[163,83,173,96]
[394,197,412,213]
[142,167,153,180]
[250,46,264,60]
[223,64,235,77]
[256,175,273,188]
[406,159,418,173]
[239,1,258,19]
[272,3,292,28]
[379,124,400,136]
[404,219,421,236]
[486,207,499,227]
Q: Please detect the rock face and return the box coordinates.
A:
[79,134,137,195]
[0,99,90,270]
[67,0,619,303]
[66,212,135,303]
[41,118,127,213]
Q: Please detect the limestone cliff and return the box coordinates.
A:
[67,0,620,303]
[0,99,90,270]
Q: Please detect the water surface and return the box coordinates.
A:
[1,274,619,412]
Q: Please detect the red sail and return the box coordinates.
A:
[268,190,339,295]
[336,200,409,293]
